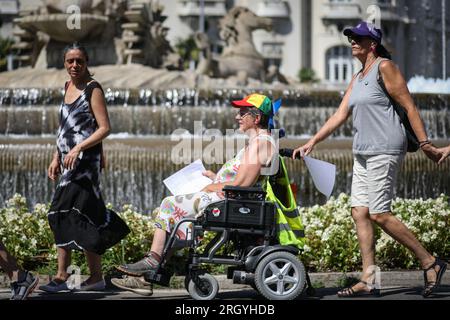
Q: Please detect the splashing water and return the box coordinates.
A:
[407,76,450,94]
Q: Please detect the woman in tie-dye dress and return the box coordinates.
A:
[39,43,129,293]
[115,94,277,281]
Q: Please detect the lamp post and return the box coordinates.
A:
[199,0,205,33]
[199,0,205,62]
[443,0,446,80]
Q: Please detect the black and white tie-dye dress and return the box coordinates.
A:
[48,81,129,255]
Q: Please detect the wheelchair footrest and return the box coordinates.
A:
[143,268,173,287]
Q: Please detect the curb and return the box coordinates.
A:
[1,271,449,290]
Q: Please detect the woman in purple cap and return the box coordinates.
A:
[293,21,446,298]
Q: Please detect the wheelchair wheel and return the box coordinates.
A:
[187,273,219,300]
[254,251,306,300]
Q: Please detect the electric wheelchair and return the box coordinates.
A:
[143,149,314,300]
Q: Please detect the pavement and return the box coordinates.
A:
[1,271,449,300]
[1,286,449,300]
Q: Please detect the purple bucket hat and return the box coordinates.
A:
[343,21,383,43]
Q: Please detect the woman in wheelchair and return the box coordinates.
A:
[115,94,276,279]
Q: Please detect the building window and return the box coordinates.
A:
[262,42,283,59]
[261,42,283,68]
[326,46,353,83]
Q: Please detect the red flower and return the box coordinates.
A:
[172,206,188,221]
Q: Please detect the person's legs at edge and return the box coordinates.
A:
[1,241,39,299]
[0,241,20,280]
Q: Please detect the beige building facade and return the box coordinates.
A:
[160,0,448,84]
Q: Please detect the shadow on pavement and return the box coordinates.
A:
[28,290,122,300]
[7,285,449,300]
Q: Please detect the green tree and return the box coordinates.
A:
[298,67,318,83]
[174,36,200,70]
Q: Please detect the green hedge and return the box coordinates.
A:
[0,193,448,274]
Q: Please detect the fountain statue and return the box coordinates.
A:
[2,2,292,89]
[11,0,178,70]
[194,6,287,84]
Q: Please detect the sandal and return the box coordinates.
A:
[422,257,447,298]
[337,280,381,298]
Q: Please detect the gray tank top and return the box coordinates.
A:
[348,58,407,155]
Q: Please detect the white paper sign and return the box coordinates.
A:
[303,155,336,198]
[163,159,213,196]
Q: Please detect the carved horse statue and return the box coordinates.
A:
[195,7,272,80]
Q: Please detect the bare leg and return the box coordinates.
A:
[150,228,167,256]
[338,207,377,295]
[352,207,376,275]
[84,251,103,284]
[0,241,20,280]
[55,247,71,281]
[370,212,436,280]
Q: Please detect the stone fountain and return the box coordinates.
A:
[11,0,179,69]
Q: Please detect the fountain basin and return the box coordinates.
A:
[15,14,108,42]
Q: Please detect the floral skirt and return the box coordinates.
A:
[48,178,130,255]
[154,192,222,239]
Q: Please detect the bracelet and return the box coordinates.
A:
[420,141,431,148]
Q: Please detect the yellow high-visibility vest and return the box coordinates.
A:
[265,157,305,249]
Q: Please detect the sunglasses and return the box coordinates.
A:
[347,35,365,44]
[238,108,256,118]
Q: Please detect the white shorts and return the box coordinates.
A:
[351,154,405,214]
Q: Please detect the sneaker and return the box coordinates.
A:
[39,279,70,293]
[116,255,160,277]
[10,271,39,300]
[111,276,153,296]
[76,279,106,292]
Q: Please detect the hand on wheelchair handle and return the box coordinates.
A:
[292,141,315,159]
[279,148,301,159]
[290,147,306,160]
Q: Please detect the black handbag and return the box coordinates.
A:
[377,70,420,152]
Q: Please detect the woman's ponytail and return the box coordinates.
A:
[376,44,392,60]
